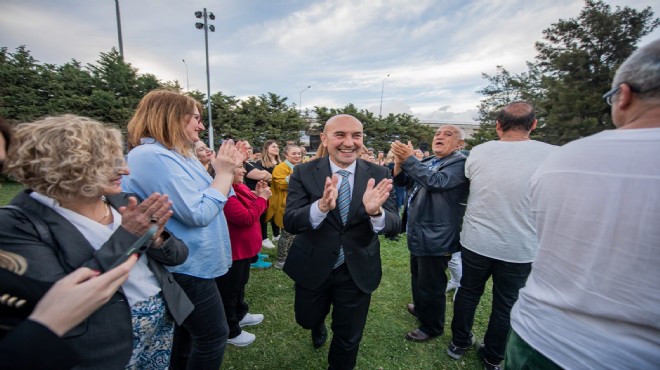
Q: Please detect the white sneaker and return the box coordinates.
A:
[446,281,460,293]
[227,330,255,347]
[239,313,264,327]
[262,239,275,249]
[272,235,280,242]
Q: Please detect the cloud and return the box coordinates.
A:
[1,0,658,125]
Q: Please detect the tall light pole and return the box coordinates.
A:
[299,85,311,115]
[379,74,390,118]
[182,59,189,91]
[115,0,124,61]
[195,9,216,150]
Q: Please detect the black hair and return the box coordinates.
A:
[497,101,536,132]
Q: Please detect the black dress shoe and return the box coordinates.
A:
[406,328,436,342]
[311,323,327,349]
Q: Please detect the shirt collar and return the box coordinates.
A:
[328,158,357,176]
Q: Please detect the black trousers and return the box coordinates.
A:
[294,264,371,370]
[260,212,280,240]
[169,274,228,370]
[410,254,451,336]
[451,246,532,364]
[215,258,251,338]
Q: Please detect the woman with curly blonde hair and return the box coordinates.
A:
[0,115,192,369]
[123,89,243,370]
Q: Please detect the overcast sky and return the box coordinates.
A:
[1,0,658,123]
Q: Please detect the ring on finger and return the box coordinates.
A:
[150,216,159,223]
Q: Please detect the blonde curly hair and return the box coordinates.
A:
[5,115,124,201]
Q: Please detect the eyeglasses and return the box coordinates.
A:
[113,158,128,171]
[603,84,660,106]
[603,86,620,106]
[189,113,202,123]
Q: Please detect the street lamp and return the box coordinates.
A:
[115,0,124,61]
[379,74,390,118]
[299,85,311,114]
[195,8,216,150]
[182,59,189,91]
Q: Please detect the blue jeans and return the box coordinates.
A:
[170,274,229,370]
[451,246,531,364]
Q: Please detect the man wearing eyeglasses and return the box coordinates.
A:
[505,39,660,369]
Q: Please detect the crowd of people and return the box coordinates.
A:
[0,39,658,370]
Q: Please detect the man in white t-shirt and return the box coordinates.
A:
[505,39,660,369]
[446,102,556,370]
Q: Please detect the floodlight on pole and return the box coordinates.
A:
[195,8,216,150]
[379,74,390,118]
[182,59,189,91]
[299,85,311,114]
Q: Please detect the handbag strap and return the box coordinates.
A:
[0,205,72,273]
[1,205,55,249]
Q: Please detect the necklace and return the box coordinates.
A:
[97,197,110,223]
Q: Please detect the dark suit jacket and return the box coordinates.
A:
[0,270,79,369]
[283,158,401,294]
[0,190,193,370]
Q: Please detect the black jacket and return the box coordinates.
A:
[283,157,401,293]
[394,152,469,256]
[0,190,193,370]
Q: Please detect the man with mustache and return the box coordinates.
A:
[391,125,469,343]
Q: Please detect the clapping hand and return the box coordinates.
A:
[362,178,393,215]
[235,140,251,164]
[256,180,272,200]
[119,193,173,247]
[390,140,415,163]
[211,139,242,176]
[318,174,340,213]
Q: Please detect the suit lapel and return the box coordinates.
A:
[313,158,343,226]
[348,159,369,224]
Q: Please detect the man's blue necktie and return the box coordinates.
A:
[334,169,350,268]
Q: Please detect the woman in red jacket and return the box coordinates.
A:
[215,166,272,347]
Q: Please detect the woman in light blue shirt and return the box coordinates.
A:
[123,89,242,370]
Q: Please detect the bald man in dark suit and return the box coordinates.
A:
[283,114,401,370]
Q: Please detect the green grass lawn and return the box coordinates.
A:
[0,182,493,369]
[223,236,494,370]
[0,180,22,205]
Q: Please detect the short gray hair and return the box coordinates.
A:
[440,125,466,140]
[612,39,660,100]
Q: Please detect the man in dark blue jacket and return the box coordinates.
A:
[391,125,469,342]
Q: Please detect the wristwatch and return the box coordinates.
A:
[369,207,384,218]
